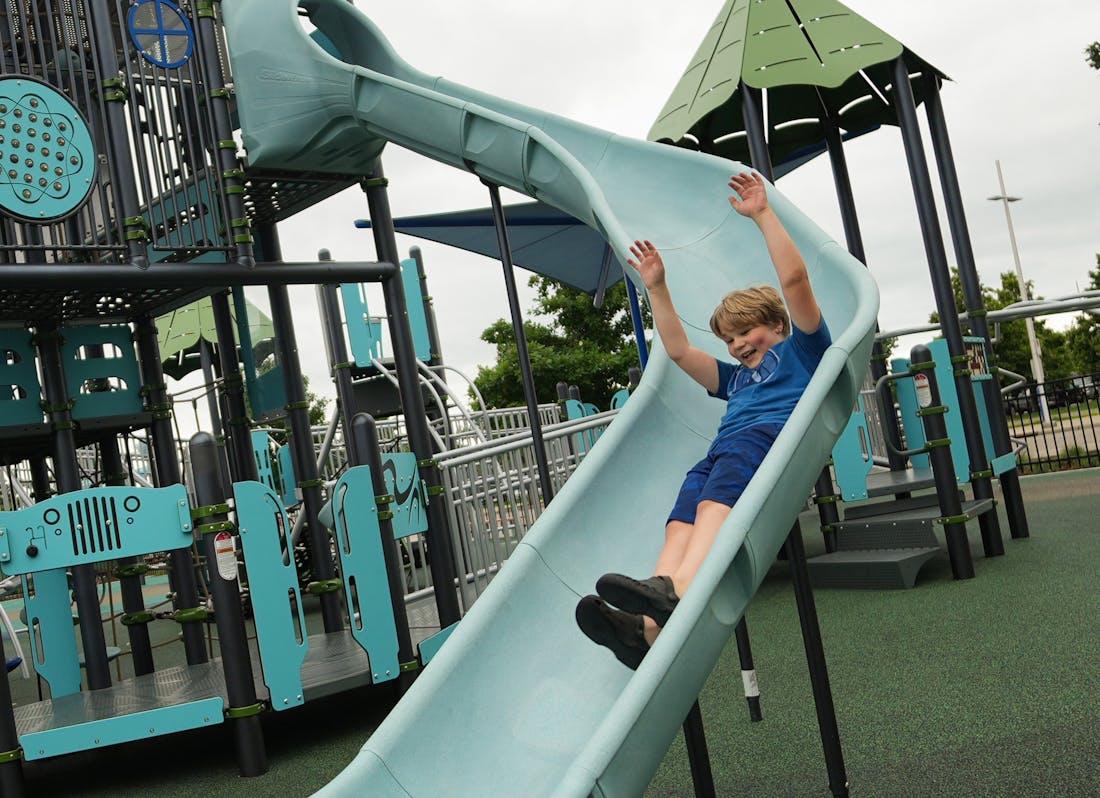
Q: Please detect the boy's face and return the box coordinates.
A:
[716,319,785,369]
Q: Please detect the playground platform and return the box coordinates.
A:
[11,467,1098,797]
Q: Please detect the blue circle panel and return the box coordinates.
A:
[0,77,97,223]
[128,0,195,69]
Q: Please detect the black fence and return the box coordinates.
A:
[1002,373,1100,473]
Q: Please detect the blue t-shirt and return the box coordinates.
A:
[708,320,832,445]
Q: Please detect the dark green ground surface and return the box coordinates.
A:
[12,468,1100,797]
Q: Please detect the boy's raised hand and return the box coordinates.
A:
[728,171,769,220]
[627,239,666,290]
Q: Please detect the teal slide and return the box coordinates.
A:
[222,2,879,795]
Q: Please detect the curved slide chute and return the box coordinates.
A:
[222,2,879,795]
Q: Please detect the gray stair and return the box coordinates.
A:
[807,497,995,589]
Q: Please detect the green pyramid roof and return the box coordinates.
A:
[649,0,947,168]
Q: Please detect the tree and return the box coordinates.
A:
[474,276,649,409]
[1087,42,1100,70]
[1064,256,1100,375]
[927,267,1068,381]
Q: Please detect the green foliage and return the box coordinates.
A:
[473,276,649,410]
[1087,41,1100,70]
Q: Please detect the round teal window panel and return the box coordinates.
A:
[0,77,97,223]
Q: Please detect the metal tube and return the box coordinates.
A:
[624,265,649,369]
[318,281,364,464]
[739,81,774,181]
[188,432,268,777]
[0,260,397,288]
[485,181,555,503]
[891,56,1003,556]
[785,521,850,797]
[362,166,462,627]
[922,75,1028,541]
[681,700,717,798]
[733,618,762,722]
[210,292,258,482]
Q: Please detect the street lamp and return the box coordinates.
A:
[988,159,1050,424]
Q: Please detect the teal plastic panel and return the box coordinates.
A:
[21,568,81,697]
[0,328,43,425]
[0,484,192,575]
[221,3,879,795]
[233,480,307,710]
[61,325,144,420]
[341,283,384,366]
[20,697,224,760]
[831,395,873,501]
[251,431,277,492]
[235,287,287,420]
[276,444,298,508]
[331,466,400,682]
[891,357,931,471]
[609,389,630,410]
[400,258,431,362]
[416,621,458,666]
[381,452,427,539]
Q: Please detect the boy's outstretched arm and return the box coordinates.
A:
[728,172,822,335]
[627,240,719,393]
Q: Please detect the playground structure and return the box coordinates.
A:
[0,1,1049,797]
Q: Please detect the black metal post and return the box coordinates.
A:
[890,56,1003,556]
[410,246,444,367]
[906,346,976,579]
[922,72,1028,542]
[362,165,462,627]
[36,324,111,689]
[259,224,345,633]
[188,432,267,777]
[785,521,849,798]
[733,618,762,722]
[101,437,155,676]
[318,281,364,465]
[350,413,418,690]
[682,700,717,798]
[209,291,258,483]
[484,180,556,504]
[133,315,209,664]
[739,81,773,182]
[199,338,232,491]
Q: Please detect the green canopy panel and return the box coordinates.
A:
[156,296,276,380]
[648,0,947,168]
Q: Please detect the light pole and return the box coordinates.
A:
[988,159,1050,424]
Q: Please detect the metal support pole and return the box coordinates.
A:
[134,316,209,664]
[484,180,556,504]
[350,413,418,691]
[36,325,110,689]
[259,224,345,633]
[189,432,267,777]
[922,74,1028,540]
[733,618,762,722]
[903,346,976,579]
[890,56,1002,557]
[682,700,717,798]
[318,281,364,465]
[624,266,650,369]
[785,521,849,798]
[209,292,258,483]
[199,338,232,491]
[362,165,462,627]
[739,81,774,182]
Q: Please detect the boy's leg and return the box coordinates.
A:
[653,520,693,577]
[670,500,733,597]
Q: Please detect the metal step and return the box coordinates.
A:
[834,498,995,551]
[865,467,936,498]
[806,547,944,590]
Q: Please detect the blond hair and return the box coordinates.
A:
[709,285,789,338]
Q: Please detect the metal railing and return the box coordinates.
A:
[1002,374,1100,473]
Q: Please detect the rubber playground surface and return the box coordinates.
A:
[10,467,1099,797]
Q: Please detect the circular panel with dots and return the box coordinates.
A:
[0,77,97,223]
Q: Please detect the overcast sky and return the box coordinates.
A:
[211,0,1100,427]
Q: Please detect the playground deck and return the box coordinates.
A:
[10,467,1098,797]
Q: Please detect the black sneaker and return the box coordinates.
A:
[596,573,680,627]
[575,595,649,670]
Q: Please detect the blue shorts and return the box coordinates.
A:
[667,423,784,525]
